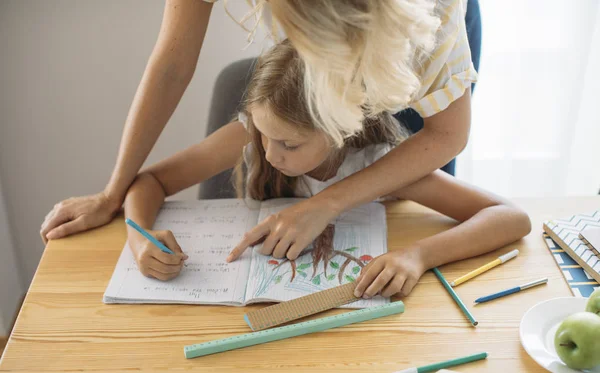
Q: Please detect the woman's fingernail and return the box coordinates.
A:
[354,290,361,297]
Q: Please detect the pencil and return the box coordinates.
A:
[393,352,488,373]
[125,218,174,255]
[433,267,478,327]
[474,278,548,304]
[451,249,519,287]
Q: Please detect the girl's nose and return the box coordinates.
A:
[264,141,284,166]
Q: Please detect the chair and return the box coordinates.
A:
[198,58,257,200]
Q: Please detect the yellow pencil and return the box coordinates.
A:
[451,249,519,287]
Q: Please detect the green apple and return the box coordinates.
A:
[554,312,600,370]
[586,288,600,315]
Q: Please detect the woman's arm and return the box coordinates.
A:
[41,0,213,242]
[107,0,213,202]
[353,170,532,298]
[321,89,471,214]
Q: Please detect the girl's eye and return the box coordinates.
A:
[283,144,300,151]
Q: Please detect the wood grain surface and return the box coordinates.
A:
[2,197,596,372]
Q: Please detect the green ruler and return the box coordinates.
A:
[184,301,404,359]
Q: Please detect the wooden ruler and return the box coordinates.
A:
[244,282,360,331]
[184,301,404,359]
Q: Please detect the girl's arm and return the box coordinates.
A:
[41,0,213,243]
[126,120,249,224]
[124,121,249,280]
[353,170,532,298]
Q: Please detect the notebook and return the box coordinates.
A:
[103,198,388,308]
[543,233,599,297]
[542,210,600,297]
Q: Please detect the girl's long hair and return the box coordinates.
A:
[234,40,408,201]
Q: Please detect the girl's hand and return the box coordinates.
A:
[353,248,426,299]
[227,199,338,262]
[129,229,188,281]
[40,191,122,244]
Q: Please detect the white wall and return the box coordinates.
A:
[0,176,24,336]
[0,0,263,298]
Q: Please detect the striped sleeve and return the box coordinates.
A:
[409,0,478,118]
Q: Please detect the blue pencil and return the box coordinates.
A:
[474,278,548,304]
[125,218,174,255]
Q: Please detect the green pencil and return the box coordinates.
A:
[394,352,488,373]
[433,267,478,327]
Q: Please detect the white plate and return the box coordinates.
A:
[520,297,600,373]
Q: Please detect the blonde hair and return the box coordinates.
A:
[224,0,440,147]
[234,41,406,201]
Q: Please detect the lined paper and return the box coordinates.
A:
[104,199,259,305]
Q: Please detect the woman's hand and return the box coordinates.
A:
[129,229,188,281]
[40,191,122,244]
[353,247,426,299]
[226,199,339,262]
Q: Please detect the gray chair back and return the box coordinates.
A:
[199,58,257,199]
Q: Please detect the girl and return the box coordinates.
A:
[42,0,482,263]
[124,41,530,298]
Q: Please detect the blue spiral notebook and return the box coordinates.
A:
[543,210,600,298]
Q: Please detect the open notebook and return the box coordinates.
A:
[103,198,388,308]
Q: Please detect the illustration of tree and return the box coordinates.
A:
[267,224,373,285]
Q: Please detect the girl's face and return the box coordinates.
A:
[250,103,333,177]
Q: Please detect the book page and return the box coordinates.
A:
[245,199,388,308]
[103,199,260,305]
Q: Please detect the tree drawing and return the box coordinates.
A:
[267,224,373,285]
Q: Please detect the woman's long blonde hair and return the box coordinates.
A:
[224,0,440,147]
[234,40,406,201]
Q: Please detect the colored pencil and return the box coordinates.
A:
[474,278,548,304]
[393,352,488,373]
[125,218,174,255]
[451,249,519,287]
[433,267,478,326]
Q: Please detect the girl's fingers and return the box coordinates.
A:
[227,220,271,262]
[356,260,376,284]
[363,268,395,298]
[148,257,183,276]
[381,275,407,298]
[272,234,293,259]
[144,267,178,281]
[354,259,385,297]
[155,231,187,260]
[399,276,419,297]
[151,245,185,265]
[285,235,310,260]
[260,231,282,257]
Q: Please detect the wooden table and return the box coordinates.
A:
[2,197,598,372]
